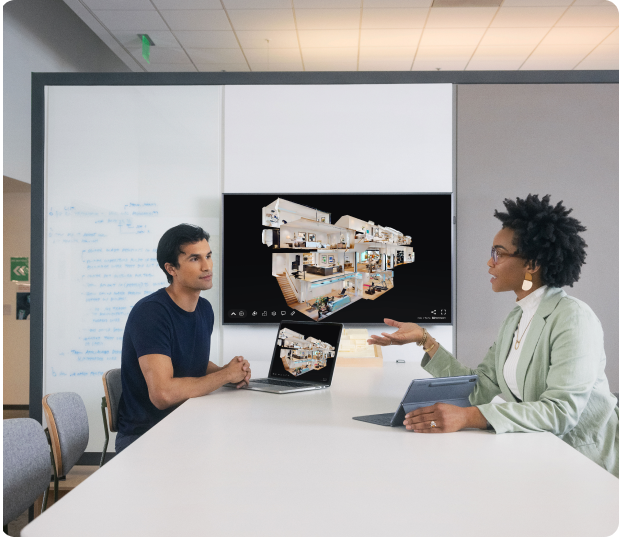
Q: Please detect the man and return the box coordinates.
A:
[115,224,251,453]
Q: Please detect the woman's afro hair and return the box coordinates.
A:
[494,194,587,288]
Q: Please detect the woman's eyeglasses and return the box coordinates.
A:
[491,247,521,265]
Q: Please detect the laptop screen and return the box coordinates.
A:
[268,321,343,384]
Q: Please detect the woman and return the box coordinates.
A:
[369,194,619,477]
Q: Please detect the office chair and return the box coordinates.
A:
[3,418,51,531]
[41,392,89,508]
[101,368,122,467]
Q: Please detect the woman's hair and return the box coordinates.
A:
[494,194,587,287]
[157,224,210,284]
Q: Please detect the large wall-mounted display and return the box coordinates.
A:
[223,193,452,325]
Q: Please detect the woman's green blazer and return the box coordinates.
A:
[422,287,619,477]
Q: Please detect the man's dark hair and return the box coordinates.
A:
[494,194,587,288]
[157,224,210,284]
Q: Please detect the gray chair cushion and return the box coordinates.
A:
[3,418,51,525]
[104,369,122,432]
[45,392,89,476]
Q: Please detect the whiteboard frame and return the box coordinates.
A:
[30,70,618,463]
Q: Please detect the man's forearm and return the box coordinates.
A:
[154,368,232,410]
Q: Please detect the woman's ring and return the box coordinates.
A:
[430,421,437,428]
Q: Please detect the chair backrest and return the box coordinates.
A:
[102,368,122,432]
[42,392,89,478]
[3,418,51,525]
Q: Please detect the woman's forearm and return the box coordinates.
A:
[465,406,488,429]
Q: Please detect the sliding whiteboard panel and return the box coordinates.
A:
[222,83,454,364]
[44,86,222,453]
[224,84,453,193]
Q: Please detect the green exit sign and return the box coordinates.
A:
[11,257,29,282]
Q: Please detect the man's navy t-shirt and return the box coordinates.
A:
[117,288,214,436]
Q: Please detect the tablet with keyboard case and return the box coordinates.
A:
[352,374,478,426]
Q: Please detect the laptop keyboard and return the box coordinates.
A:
[251,379,312,388]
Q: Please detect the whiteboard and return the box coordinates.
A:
[224,84,453,193]
[44,86,223,453]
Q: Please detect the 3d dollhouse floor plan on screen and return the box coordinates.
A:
[261,198,414,321]
[278,327,336,377]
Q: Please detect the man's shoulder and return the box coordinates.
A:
[197,296,214,322]
[128,289,170,317]
[197,295,213,311]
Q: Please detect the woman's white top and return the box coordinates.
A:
[503,285,549,401]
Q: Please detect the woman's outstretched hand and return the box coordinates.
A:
[367,318,424,346]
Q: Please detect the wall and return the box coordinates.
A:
[3,178,31,404]
[3,0,131,405]
[456,84,619,390]
[3,0,130,184]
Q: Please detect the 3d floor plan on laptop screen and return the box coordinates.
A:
[222,194,453,325]
[268,321,342,383]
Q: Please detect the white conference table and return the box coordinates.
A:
[23,361,618,537]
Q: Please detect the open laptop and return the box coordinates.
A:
[353,374,478,426]
[224,320,343,394]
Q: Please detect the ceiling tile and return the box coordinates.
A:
[175,30,240,48]
[247,62,304,71]
[602,27,619,45]
[236,30,300,48]
[540,27,615,45]
[112,30,180,48]
[196,62,250,71]
[358,60,413,69]
[575,44,619,68]
[479,27,549,46]
[466,57,527,70]
[426,7,498,28]
[358,46,416,60]
[556,5,619,26]
[128,46,193,63]
[293,0,361,7]
[298,29,360,47]
[521,43,595,68]
[304,61,359,70]
[419,27,486,46]
[519,58,578,69]
[364,0,432,6]
[159,10,231,30]
[223,0,292,7]
[573,0,617,5]
[490,7,567,27]
[361,8,429,28]
[471,45,534,58]
[501,0,573,6]
[152,0,222,8]
[93,10,168,31]
[144,63,199,72]
[415,45,475,59]
[83,0,153,9]
[359,28,422,46]
[244,48,302,62]
[301,47,359,61]
[227,9,296,30]
[294,9,361,30]
[412,58,469,70]
[186,48,247,63]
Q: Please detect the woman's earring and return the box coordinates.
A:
[522,272,533,291]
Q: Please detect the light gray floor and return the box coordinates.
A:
[4,408,32,537]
